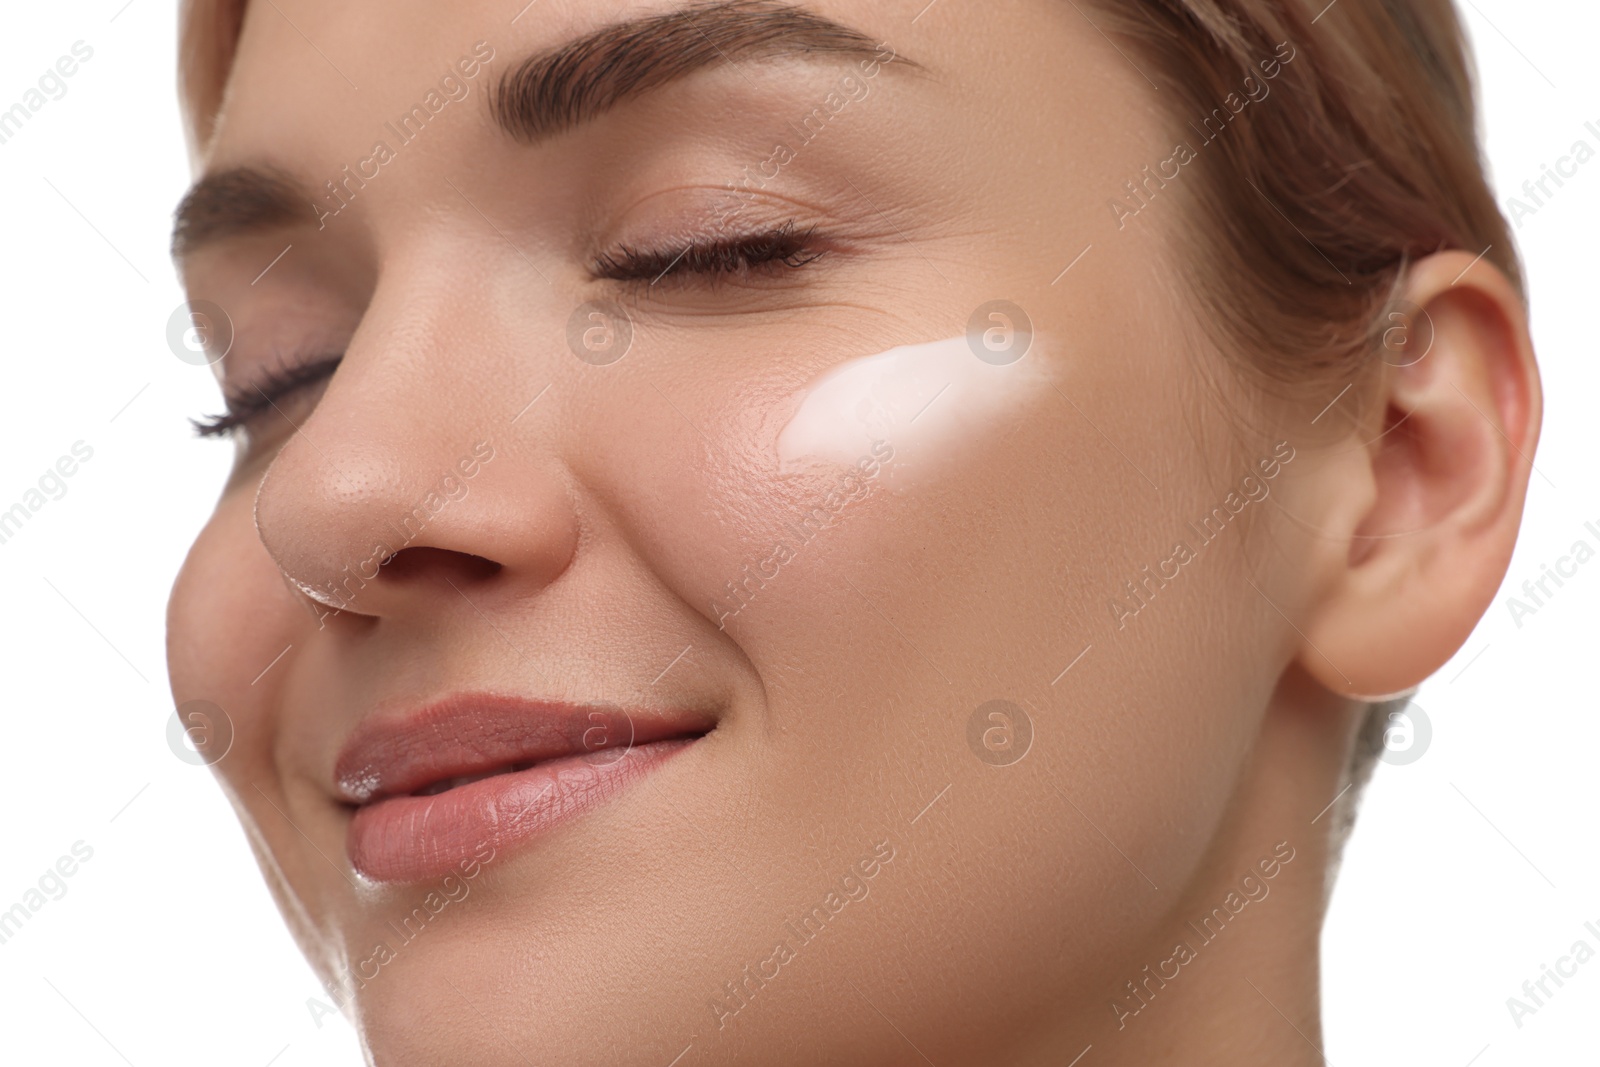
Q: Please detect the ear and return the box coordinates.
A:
[1295,250,1543,699]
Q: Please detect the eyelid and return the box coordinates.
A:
[193,353,344,438]
[591,220,827,284]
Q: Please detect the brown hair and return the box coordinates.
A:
[1085,0,1521,387]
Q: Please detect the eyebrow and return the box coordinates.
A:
[172,1,902,257]
[492,0,898,143]
[171,165,309,258]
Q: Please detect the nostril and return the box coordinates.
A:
[378,546,503,584]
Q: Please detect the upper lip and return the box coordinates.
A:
[332,692,716,805]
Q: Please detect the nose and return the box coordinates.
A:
[253,301,578,623]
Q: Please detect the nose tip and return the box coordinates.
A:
[254,433,578,620]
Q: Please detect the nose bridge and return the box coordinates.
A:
[252,263,576,616]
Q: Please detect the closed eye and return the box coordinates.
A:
[194,224,824,436]
[592,220,825,285]
[192,354,344,438]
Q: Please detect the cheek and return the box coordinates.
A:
[167,487,303,790]
[660,316,1271,999]
[168,486,350,953]
[604,332,1063,641]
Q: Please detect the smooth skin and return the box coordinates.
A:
[166,1,1540,1063]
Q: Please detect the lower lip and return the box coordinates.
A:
[346,737,697,883]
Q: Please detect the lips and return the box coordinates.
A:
[335,694,713,883]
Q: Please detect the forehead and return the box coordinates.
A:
[207,0,906,162]
[198,0,1157,168]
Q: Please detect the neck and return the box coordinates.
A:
[1025,669,1365,1066]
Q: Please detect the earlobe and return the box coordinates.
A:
[1294,250,1543,699]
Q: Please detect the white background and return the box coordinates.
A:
[0,2,1593,1064]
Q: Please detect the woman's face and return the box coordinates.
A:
[169,1,1338,1061]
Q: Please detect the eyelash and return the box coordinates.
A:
[592,220,825,284]
[192,354,343,438]
[193,224,823,438]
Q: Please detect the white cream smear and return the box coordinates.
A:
[777,335,1051,486]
